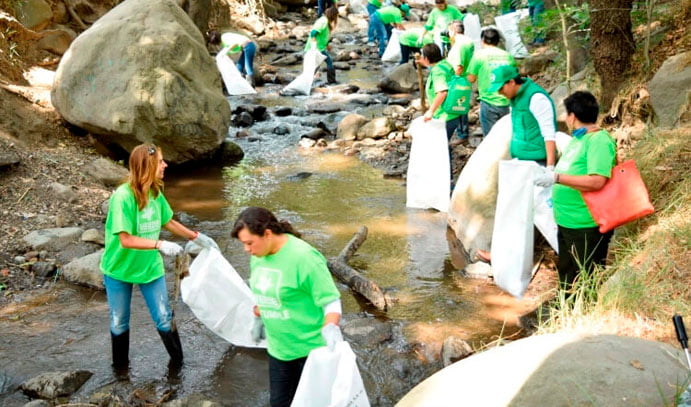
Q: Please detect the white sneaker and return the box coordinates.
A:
[366,41,376,47]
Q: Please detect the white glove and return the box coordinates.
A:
[321,323,343,351]
[251,316,265,344]
[158,241,183,256]
[534,167,556,187]
[192,232,220,251]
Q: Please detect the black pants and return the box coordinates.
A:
[268,354,307,407]
[557,225,613,288]
[399,44,421,64]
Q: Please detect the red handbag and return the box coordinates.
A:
[581,160,654,233]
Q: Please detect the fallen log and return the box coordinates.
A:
[327,226,394,311]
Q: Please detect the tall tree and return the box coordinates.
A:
[589,0,635,111]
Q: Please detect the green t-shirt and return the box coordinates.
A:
[250,235,341,361]
[426,60,460,121]
[424,5,464,34]
[100,184,174,284]
[399,28,434,47]
[306,16,331,52]
[368,0,382,8]
[446,34,475,75]
[221,32,249,54]
[552,129,617,229]
[466,46,517,107]
[376,6,404,24]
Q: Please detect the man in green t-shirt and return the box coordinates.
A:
[534,91,616,288]
[445,20,474,139]
[369,3,409,57]
[366,0,382,44]
[466,27,517,136]
[419,0,464,57]
[398,28,433,65]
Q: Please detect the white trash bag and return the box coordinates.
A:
[291,342,370,407]
[494,10,530,58]
[381,29,403,62]
[533,183,559,253]
[463,13,483,47]
[216,48,256,96]
[406,117,450,212]
[181,248,266,348]
[491,160,536,298]
[282,49,327,96]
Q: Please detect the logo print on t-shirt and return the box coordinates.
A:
[253,267,282,309]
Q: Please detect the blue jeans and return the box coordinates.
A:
[370,13,389,56]
[321,50,334,71]
[317,0,335,17]
[456,114,469,139]
[236,41,256,76]
[104,274,173,335]
[366,3,378,42]
[529,3,545,43]
[479,100,510,136]
[445,116,461,180]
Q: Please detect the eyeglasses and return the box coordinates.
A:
[148,147,156,155]
[434,0,445,4]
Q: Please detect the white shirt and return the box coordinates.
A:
[528,93,556,141]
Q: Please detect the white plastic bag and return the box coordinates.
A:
[282,50,327,96]
[406,117,450,212]
[181,248,266,348]
[216,48,256,95]
[490,160,536,298]
[533,184,559,253]
[381,29,403,62]
[493,10,530,58]
[463,13,483,48]
[291,342,370,407]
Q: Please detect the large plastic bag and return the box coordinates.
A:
[291,342,370,407]
[406,117,450,212]
[533,184,559,252]
[381,29,403,62]
[494,10,530,58]
[216,48,256,95]
[282,50,327,96]
[490,160,536,298]
[181,248,266,348]
[463,13,483,47]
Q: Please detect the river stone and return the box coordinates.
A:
[47,182,78,203]
[162,393,222,407]
[23,227,84,251]
[31,261,56,278]
[549,68,590,123]
[342,318,392,347]
[81,228,105,245]
[83,157,128,187]
[337,113,368,141]
[441,336,473,367]
[232,112,254,127]
[0,150,20,168]
[20,370,93,399]
[356,117,394,140]
[274,107,292,117]
[648,51,691,128]
[378,63,419,94]
[271,53,301,66]
[306,103,342,114]
[215,140,244,165]
[302,128,328,141]
[37,28,76,55]
[51,0,230,165]
[61,249,104,289]
[15,0,52,30]
[273,125,291,135]
[397,333,689,407]
[23,400,51,407]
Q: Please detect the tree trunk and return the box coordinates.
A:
[589,0,634,111]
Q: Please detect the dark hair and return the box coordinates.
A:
[207,30,221,45]
[421,43,442,63]
[513,75,525,84]
[481,27,500,46]
[231,207,302,239]
[325,6,338,23]
[450,20,464,34]
[564,91,600,123]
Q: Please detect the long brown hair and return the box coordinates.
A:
[231,207,302,239]
[325,6,338,31]
[127,144,164,210]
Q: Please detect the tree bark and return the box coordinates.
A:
[589,0,634,111]
[327,226,394,311]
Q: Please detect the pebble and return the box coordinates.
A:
[14,256,26,264]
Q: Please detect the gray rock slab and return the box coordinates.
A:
[61,249,104,290]
[21,370,93,399]
[84,158,128,187]
[649,51,691,128]
[23,227,84,251]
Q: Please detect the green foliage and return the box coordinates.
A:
[465,1,499,24]
[518,3,591,45]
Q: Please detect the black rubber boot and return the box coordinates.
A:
[327,67,337,84]
[111,330,129,378]
[158,329,184,368]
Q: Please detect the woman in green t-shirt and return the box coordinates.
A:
[231,207,343,407]
[306,6,339,84]
[100,144,219,376]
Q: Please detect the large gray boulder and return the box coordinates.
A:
[649,51,691,128]
[62,249,104,289]
[397,333,689,407]
[51,0,231,164]
[378,63,419,94]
